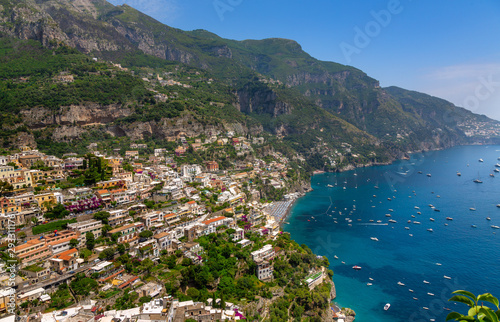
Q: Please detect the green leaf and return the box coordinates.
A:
[450,295,476,307]
[468,306,480,317]
[446,312,464,321]
[478,293,500,309]
[453,290,478,303]
[479,307,499,322]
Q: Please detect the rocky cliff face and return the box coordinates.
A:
[236,87,292,117]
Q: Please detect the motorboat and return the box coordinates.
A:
[384,303,391,311]
[487,217,491,221]
[479,159,484,162]
[430,218,435,221]
[491,225,500,229]
[388,219,397,223]
[352,265,362,270]
[473,179,483,183]
[427,174,432,177]
[397,281,405,286]
[427,228,433,232]
[470,207,476,211]
[446,217,453,220]
[444,276,452,280]
[370,237,379,241]
[413,221,421,224]
[457,172,461,176]
[423,280,430,284]
[434,209,440,212]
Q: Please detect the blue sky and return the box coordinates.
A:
[108,0,500,120]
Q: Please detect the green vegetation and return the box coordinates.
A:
[44,203,70,220]
[23,264,45,272]
[447,291,500,322]
[32,218,76,235]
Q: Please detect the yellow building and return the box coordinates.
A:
[34,192,57,210]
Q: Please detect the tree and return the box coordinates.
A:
[69,238,79,248]
[117,244,126,255]
[44,203,69,220]
[93,211,110,225]
[187,287,200,300]
[99,248,115,261]
[446,290,499,322]
[70,273,98,297]
[86,232,95,250]
[141,258,154,276]
[0,181,13,196]
[139,230,153,239]
[18,231,26,239]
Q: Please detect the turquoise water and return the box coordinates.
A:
[284,145,500,322]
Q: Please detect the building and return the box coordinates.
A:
[44,230,80,255]
[14,239,51,267]
[18,154,41,168]
[251,244,275,262]
[49,248,79,273]
[125,151,139,159]
[21,265,51,285]
[256,260,273,281]
[108,209,130,227]
[205,161,219,172]
[67,219,103,247]
[304,269,325,290]
[107,223,139,246]
[181,164,202,177]
[201,216,234,235]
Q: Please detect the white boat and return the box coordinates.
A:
[384,303,391,311]
[388,219,397,223]
[430,218,435,221]
[479,159,484,162]
[495,163,500,167]
[397,281,405,286]
[470,208,476,211]
[444,276,451,280]
[413,221,421,224]
[409,234,413,236]
[405,227,410,230]
[414,206,420,209]
[334,255,339,259]
[487,217,491,221]
[367,283,373,286]
[423,280,430,284]
[495,169,500,173]
[427,228,433,232]
[369,277,374,281]
[427,292,435,296]
[427,173,432,177]
[409,289,414,292]
[385,214,392,217]
[370,237,379,241]
[436,263,442,266]
[491,225,500,229]
[327,184,334,187]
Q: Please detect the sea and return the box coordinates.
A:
[284,145,500,322]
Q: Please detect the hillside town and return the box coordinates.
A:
[0,133,338,322]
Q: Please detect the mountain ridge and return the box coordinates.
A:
[0,0,499,166]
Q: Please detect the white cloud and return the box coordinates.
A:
[419,63,500,120]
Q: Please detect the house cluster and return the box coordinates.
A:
[0,137,303,319]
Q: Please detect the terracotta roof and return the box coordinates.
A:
[164,213,177,219]
[187,201,196,204]
[14,239,44,252]
[153,231,170,239]
[202,216,227,225]
[54,248,78,258]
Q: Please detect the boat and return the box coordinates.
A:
[423,280,430,284]
[427,228,433,232]
[413,297,419,300]
[376,220,382,223]
[418,171,422,174]
[446,217,453,220]
[409,289,414,292]
[327,184,334,187]
[388,219,397,223]
[384,303,391,311]
[423,307,429,310]
[496,204,500,208]
[470,207,476,211]
[434,209,440,212]
[341,261,346,264]
[487,217,491,221]
[457,172,461,176]
[352,265,362,270]
[427,292,435,296]
[409,234,413,236]
[479,159,484,162]
[385,214,392,217]
[367,283,373,286]
[444,276,452,280]
[496,163,500,167]
[388,209,394,212]
[370,237,379,241]
[397,281,405,286]
[405,227,410,230]
[417,211,421,214]
[430,218,435,221]
[334,255,339,259]
[411,215,415,218]
[374,185,379,189]
[427,174,432,177]
[471,225,477,228]
[387,198,392,201]
[495,169,500,173]
[491,225,500,229]
[413,221,421,224]
[429,204,434,208]
[436,263,442,266]
[414,206,420,209]
[369,277,374,281]
[474,179,483,183]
